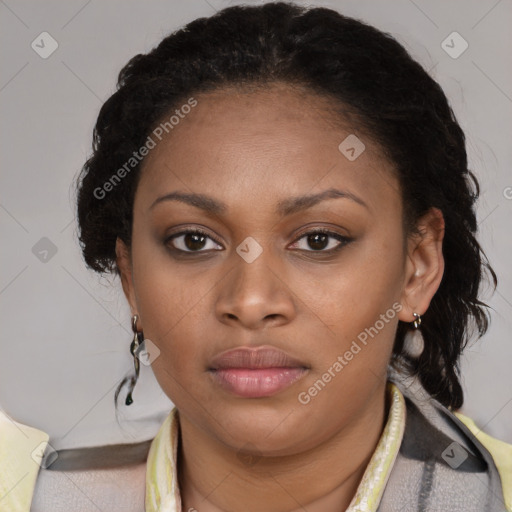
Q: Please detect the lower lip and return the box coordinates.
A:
[209,367,308,398]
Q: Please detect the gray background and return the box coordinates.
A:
[1,0,511,449]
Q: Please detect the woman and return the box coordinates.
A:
[1,2,511,511]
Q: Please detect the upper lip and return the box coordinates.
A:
[209,346,308,370]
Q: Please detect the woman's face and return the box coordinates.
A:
[117,83,443,455]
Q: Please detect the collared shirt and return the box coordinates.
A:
[1,382,511,511]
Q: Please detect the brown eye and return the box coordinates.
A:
[290,229,352,253]
[166,229,223,253]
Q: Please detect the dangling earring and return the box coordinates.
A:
[126,314,143,406]
[412,312,422,329]
[403,312,424,358]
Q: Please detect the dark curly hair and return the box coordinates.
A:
[75,1,497,410]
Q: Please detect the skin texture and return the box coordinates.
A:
[116,83,445,512]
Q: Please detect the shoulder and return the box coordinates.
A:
[455,412,512,512]
[0,408,49,512]
[31,439,150,511]
[388,375,511,511]
[31,460,147,511]
[0,407,149,512]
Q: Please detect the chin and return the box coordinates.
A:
[205,399,316,454]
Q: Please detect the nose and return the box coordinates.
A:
[214,246,296,330]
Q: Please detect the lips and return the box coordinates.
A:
[208,346,309,398]
[209,346,307,370]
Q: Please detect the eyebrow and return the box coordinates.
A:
[149,188,368,216]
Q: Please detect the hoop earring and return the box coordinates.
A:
[126,314,143,406]
[412,312,422,330]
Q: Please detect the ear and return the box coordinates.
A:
[398,207,445,324]
[115,237,138,317]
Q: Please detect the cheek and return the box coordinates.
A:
[131,226,196,325]
[130,241,207,376]
[298,237,404,338]
[140,305,205,407]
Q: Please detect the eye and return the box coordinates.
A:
[289,228,352,253]
[165,227,352,255]
[165,228,223,253]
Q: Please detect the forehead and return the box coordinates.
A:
[136,83,400,218]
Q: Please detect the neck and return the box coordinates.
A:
[177,385,389,512]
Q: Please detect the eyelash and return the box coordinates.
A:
[165,227,353,255]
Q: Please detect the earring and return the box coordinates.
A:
[125,314,143,406]
[412,312,422,330]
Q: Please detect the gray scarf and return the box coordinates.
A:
[379,371,507,511]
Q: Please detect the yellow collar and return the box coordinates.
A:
[145,382,406,512]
